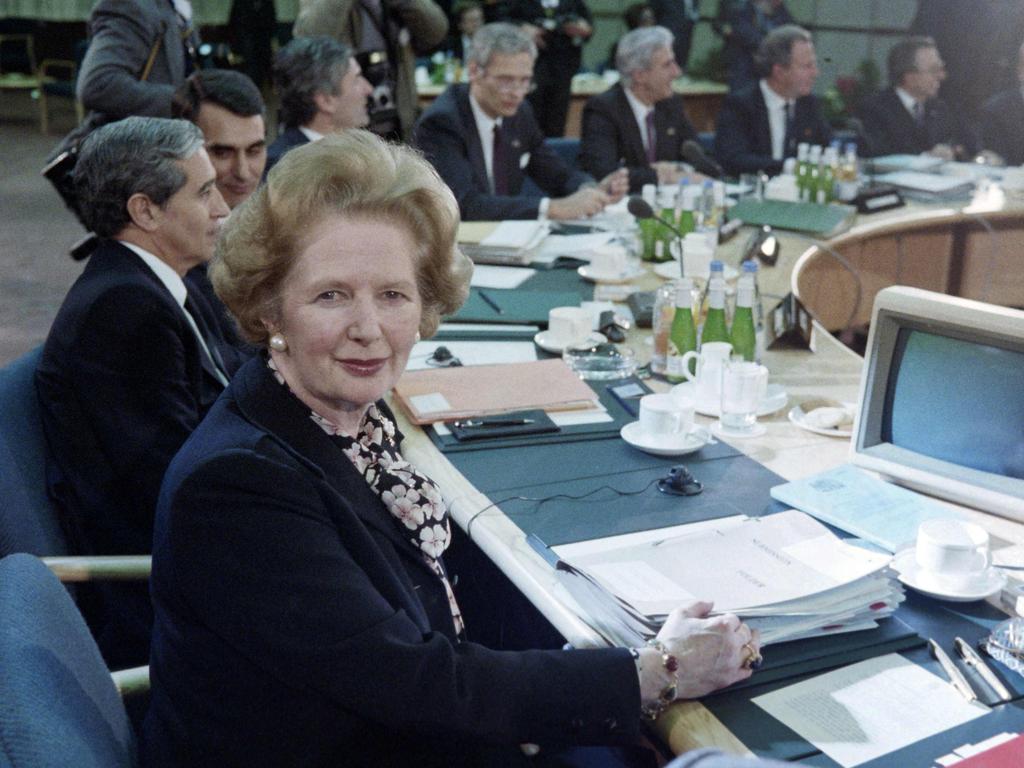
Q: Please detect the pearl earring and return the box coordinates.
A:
[269,333,288,352]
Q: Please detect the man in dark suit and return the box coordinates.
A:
[36,117,239,668]
[450,0,484,59]
[858,37,973,160]
[265,36,373,172]
[980,41,1024,166]
[415,22,627,220]
[580,25,699,193]
[650,0,700,70]
[503,0,593,137]
[714,24,831,177]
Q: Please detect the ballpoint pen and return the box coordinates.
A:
[929,638,978,703]
[955,636,1013,702]
[452,418,536,428]
[477,290,504,315]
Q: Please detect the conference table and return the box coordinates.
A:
[391,189,1024,762]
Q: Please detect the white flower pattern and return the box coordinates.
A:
[268,359,464,636]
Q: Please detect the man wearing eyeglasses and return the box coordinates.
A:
[414,22,628,221]
[858,37,974,160]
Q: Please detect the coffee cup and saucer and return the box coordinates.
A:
[620,393,714,456]
[577,244,643,284]
[535,306,606,353]
[892,519,1007,602]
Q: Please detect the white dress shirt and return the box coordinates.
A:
[895,87,923,120]
[760,79,792,161]
[299,126,325,143]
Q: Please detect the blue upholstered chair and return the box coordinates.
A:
[0,553,140,767]
[521,137,582,198]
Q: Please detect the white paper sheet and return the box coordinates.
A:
[406,341,538,370]
[470,265,536,289]
[752,654,989,768]
[534,233,615,263]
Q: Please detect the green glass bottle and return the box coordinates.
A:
[665,279,697,383]
[657,189,677,262]
[730,273,757,362]
[700,276,730,347]
[639,184,658,261]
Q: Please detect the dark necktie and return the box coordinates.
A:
[913,101,925,123]
[184,295,230,386]
[492,123,508,195]
[645,110,657,163]
[783,101,796,158]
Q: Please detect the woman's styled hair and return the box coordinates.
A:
[211,129,472,343]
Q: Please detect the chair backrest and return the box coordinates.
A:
[0,346,70,558]
[0,553,137,767]
[521,137,582,197]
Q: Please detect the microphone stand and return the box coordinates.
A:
[627,196,687,278]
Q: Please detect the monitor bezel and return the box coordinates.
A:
[850,286,1024,522]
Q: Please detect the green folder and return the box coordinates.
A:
[727,198,856,238]
[447,288,585,325]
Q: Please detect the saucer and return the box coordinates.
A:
[670,381,788,418]
[533,330,607,354]
[620,422,713,456]
[653,260,740,281]
[891,549,1007,602]
[577,264,645,284]
[711,421,767,439]
[787,400,856,438]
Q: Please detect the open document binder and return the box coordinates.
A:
[550,511,904,650]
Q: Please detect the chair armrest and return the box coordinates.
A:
[42,555,151,581]
[111,665,150,700]
[38,58,75,79]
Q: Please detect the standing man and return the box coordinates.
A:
[981,40,1024,166]
[36,117,238,667]
[714,24,831,177]
[504,0,593,137]
[451,0,485,59]
[293,0,448,140]
[649,0,700,71]
[580,25,699,193]
[721,0,793,90]
[414,23,627,221]
[265,37,374,172]
[858,37,974,160]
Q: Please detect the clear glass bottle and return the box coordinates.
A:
[665,278,698,383]
[650,281,677,375]
[836,142,860,202]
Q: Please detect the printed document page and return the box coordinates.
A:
[752,654,989,767]
[565,509,890,615]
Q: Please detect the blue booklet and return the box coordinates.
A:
[770,464,962,553]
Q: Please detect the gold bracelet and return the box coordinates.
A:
[637,640,680,721]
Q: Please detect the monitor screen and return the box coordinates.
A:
[884,328,1024,479]
[852,287,1024,521]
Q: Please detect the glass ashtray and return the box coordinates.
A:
[562,342,637,381]
[986,617,1024,676]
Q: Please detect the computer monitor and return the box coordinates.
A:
[851,286,1024,522]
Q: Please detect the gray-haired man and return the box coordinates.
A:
[414,22,628,221]
[265,36,373,172]
[36,116,240,668]
[580,26,700,192]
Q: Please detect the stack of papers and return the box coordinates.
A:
[874,171,974,198]
[458,221,549,265]
[551,510,904,648]
[869,154,946,173]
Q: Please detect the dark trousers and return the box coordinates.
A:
[528,46,581,138]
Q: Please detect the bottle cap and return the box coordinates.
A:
[709,259,724,272]
[742,260,759,273]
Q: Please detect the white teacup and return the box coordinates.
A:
[639,393,695,439]
[680,341,733,406]
[915,519,992,590]
[588,244,629,275]
[548,306,593,347]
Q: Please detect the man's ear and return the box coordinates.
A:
[125,192,162,232]
[467,61,483,82]
[312,90,334,116]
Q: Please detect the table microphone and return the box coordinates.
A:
[681,140,725,179]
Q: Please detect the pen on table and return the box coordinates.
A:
[452,418,536,428]
[929,638,978,703]
[954,636,1013,702]
[478,290,503,315]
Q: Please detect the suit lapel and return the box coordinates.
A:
[455,85,491,193]
[615,85,648,165]
[231,359,429,563]
[753,88,773,156]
